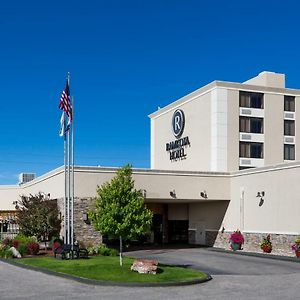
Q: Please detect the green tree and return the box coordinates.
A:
[90,165,153,266]
[16,193,61,242]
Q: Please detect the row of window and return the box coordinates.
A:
[239,92,295,112]
[239,118,295,136]
[239,142,295,160]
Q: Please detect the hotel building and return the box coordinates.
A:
[150,71,299,172]
[1,71,300,255]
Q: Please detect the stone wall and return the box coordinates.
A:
[58,197,102,246]
[213,230,297,256]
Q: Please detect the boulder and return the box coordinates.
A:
[131,259,158,274]
[9,247,21,258]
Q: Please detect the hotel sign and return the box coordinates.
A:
[172,109,185,138]
[166,109,191,161]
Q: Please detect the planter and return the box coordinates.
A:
[295,250,300,258]
[262,245,272,253]
[231,243,241,251]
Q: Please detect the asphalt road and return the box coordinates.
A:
[1,248,300,300]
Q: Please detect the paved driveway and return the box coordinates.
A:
[1,248,300,300]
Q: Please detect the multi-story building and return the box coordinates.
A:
[1,71,300,255]
[150,71,300,172]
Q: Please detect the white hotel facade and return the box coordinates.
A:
[1,71,300,254]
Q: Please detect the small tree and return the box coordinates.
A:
[16,193,61,243]
[90,165,153,266]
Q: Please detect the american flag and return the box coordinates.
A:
[59,80,72,122]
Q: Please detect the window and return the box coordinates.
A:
[284,144,295,160]
[240,142,263,158]
[240,117,263,133]
[240,117,250,132]
[284,120,295,136]
[240,91,264,109]
[240,142,250,157]
[251,118,263,133]
[284,96,295,112]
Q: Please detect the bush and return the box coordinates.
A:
[28,242,40,255]
[14,235,36,247]
[2,238,12,247]
[0,245,10,258]
[3,248,13,259]
[17,244,28,256]
[12,240,20,249]
[87,244,118,256]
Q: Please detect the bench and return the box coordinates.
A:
[54,244,88,259]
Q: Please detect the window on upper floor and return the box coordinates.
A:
[239,117,263,133]
[284,96,295,112]
[284,144,295,160]
[284,120,295,136]
[240,91,264,109]
[239,142,264,158]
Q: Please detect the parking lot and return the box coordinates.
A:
[1,248,300,299]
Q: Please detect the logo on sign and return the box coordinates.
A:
[172,109,185,138]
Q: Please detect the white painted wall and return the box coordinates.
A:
[150,91,212,172]
[225,163,300,234]
[1,162,300,237]
[211,88,228,171]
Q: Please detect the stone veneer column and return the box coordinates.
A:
[58,197,102,246]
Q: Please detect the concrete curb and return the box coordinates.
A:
[207,247,300,263]
[0,258,212,287]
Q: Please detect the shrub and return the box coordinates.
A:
[87,244,118,256]
[107,248,118,256]
[14,235,36,247]
[12,240,20,249]
[28,242,40,255]
[4,248,13,259]
[0,245,10,258]
[17,244,28,256]
[2,238,12,247]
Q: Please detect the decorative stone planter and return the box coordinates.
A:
[262,245,272,253]
[231,243,241,251]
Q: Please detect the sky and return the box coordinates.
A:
[1,0,300,185]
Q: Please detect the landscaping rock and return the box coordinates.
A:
[131,259,158,274]
[9,247,21,258]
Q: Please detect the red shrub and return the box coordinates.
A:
[27,242,40,255]
[12,240,20,249]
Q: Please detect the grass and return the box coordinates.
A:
[15,256,208,283]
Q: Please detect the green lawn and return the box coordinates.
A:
[16,256,208,283]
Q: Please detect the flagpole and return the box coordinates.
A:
[63,119,67,244]
[71,96,74,249]
[67,72,71,245]
[59,72,72,247]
